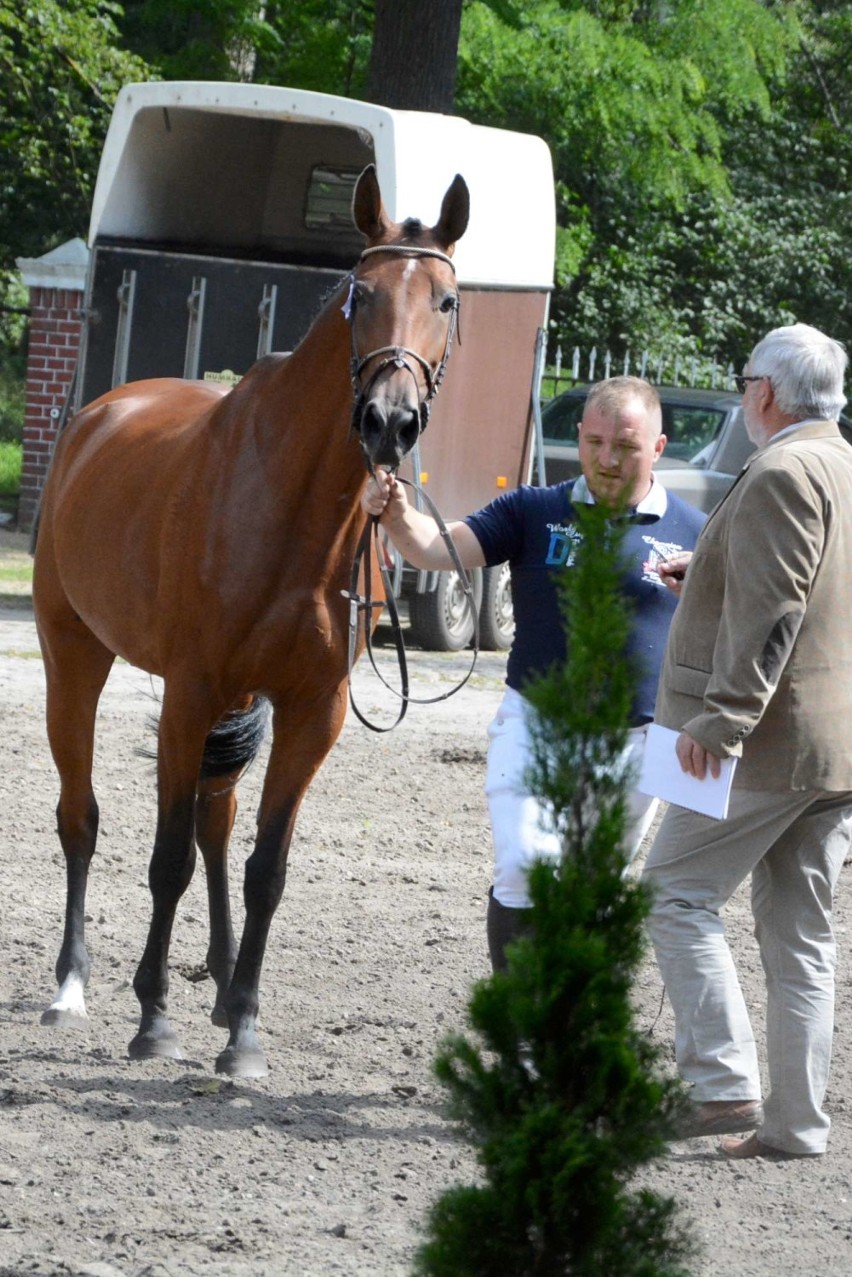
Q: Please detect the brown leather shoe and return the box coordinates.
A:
[672,1099,763,1140]
[719,1132,822,1160]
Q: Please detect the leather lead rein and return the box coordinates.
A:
[343,477,480,733]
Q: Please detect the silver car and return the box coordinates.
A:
[539,385,852,514]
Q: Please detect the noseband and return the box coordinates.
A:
[345,245,460,439]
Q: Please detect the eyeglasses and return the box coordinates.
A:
[733,374,768,394]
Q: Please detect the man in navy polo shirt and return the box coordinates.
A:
[361,376,705,971]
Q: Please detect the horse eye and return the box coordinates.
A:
[439,294,458,314]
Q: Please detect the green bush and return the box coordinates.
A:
[0,367,25,445]
[0,441,22,493]
[1,270,28,445]
[416,502,693,1277]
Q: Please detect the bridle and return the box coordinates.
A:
[340,244,476,732]
[344,244,460,439]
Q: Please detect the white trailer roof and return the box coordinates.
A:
[89,81,554,290]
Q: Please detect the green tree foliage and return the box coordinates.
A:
[254,1,373,98]
[455,0,801,363]
[119,0,281,81]
[416,502,692,1277]
[4,2,850,380]
[0,1,148,269]
[703,0,852,352]
[0,1,149,417]
[0,272,26,442]
[459,0,785,211]
[120,0,374,96]
[515,1,852,362]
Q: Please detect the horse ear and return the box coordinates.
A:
[432,174,470,252]
[352,164,392,242]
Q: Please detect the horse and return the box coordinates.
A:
[32,164,469,1078]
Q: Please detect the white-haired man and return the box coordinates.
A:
[644,323,852,1158]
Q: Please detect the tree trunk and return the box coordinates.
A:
[367,0,463,114]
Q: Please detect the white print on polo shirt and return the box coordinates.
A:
[641,535,688,586]
[544,522,584,566]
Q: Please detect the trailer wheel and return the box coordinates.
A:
[408,568,481,651]
[478,562,513,650]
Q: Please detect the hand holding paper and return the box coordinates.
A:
[638,724,738,820]
[675,732,721,780]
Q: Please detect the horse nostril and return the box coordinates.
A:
[398,413,421,455]
[359,401,384,448]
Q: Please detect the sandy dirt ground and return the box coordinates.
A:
[2,529,852,1276]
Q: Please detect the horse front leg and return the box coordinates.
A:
[215,695,347,1078]
[129,687,209,1062]
[214,803,298,1079]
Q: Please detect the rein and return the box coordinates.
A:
[343,477,480,733]
[345,245,460,439]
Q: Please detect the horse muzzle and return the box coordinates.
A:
[357,397,422,467]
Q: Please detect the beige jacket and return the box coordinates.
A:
[655,421,852,790]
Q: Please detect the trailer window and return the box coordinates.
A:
[305,166,362,229]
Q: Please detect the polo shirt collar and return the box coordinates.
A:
[571,473,668,519]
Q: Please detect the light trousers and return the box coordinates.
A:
[486,687,658,909]
[643,788,852,1154]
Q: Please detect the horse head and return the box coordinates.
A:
[348,164,470,469]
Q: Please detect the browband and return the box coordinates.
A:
[359,244,456,272]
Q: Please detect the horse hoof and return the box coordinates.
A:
[215,1045,268,1079]
[128,1030,184,1061]
[41,1006,89,1029]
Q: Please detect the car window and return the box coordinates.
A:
[541,396,584,443]
[661,406,726,461]
[542,394,725,462]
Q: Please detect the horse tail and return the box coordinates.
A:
[200,696,271,780]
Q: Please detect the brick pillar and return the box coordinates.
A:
[16,239,89,531]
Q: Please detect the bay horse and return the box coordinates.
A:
[32,165,469,1078]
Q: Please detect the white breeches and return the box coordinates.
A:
[486,686,658,909]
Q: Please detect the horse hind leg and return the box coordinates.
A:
[125,684,242,1062]
[128,683,215,1062]
[194,696,270,1028]
[39,624,116,1028]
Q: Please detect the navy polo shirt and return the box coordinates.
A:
[465,476,706,724]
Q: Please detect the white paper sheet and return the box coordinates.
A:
[638,723,738,820]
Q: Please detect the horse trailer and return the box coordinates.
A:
[74,81,555,649]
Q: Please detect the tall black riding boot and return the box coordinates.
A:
[486,886,531,973]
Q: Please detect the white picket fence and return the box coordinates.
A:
[542,345,738,398]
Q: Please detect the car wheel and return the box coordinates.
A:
[408,568,481,651]
[478,562,513,650]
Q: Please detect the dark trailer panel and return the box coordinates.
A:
[82,247,341,404]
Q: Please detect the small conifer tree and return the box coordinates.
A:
[415,501,694,1277]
